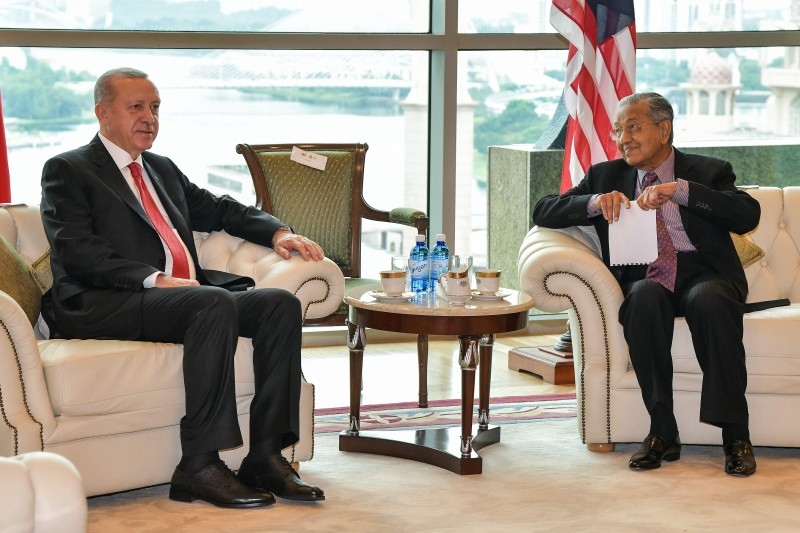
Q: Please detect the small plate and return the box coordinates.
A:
[369,290,414,302]
[469,289,511,301]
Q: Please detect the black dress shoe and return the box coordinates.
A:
[724,440,756,476]
[238,454,325,501]
[169,460,276,508]
[628,434,681,470]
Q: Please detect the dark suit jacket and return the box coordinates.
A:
[532,149,761,300]
[40,134,287,339]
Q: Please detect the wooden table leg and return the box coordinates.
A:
[417,334,428,408]
[345,319,365,435]
[477,334,494,430]
[457,335,480,456]
[339,320,501,474]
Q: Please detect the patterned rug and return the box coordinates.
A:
[314,393,576,434]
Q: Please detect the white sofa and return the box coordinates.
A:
[0,452,87,533]
[519,186,800,451]
[0,203,345,496]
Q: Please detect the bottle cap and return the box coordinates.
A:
[416,234,425,243]
[436,234,446,242]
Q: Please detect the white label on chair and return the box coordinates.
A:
[290,146,327,171]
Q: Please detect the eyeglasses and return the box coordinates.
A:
[609,122,659,141]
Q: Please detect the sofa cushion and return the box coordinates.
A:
[0,235,43,325]
[667,305,800,394]
[29,249,53,294]
[731,232,764,268]
[38,338,256,421]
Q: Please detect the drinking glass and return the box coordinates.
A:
[390,256,410,292]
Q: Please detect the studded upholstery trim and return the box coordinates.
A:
[543,270,612,445]
[0,318,44,454]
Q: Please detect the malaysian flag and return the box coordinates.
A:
[0,89,9,203]
[551,0,636,191]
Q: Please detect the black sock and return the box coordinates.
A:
[178,451,220,474]
[649,404,679,441]
[246,436,283,463]
[722,424,750,445]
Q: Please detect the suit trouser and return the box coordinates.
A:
[617,253,749,433]
[139,286,302,456]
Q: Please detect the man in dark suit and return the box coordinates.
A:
[40,67,326,507]
[533,92,760,476]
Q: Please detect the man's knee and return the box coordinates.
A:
[620,279,670,321]
[684,280,738,316]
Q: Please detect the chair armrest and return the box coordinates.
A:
[518,226,629,372]
[0,292,56,456]
[194,231,345,321]
[388,207,428,233]
[0,452,87,533]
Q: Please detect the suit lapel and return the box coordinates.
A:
[621,166,638,199]
[89,136,150,224]
[673,148,690,180]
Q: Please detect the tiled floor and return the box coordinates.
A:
[301,331,575,409]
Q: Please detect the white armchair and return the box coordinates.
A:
[519,187,800,451]
[0,203,345,496]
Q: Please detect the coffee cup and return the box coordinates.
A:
[475,268,501,295]
[439,269,471,298]
[379,270,407,295]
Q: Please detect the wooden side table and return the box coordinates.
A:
[340,286,534,475]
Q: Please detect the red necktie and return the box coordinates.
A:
[129,162,191,279]
[643,171,677,292]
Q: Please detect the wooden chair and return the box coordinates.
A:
[235,142,427,305]
[236,142,432,405]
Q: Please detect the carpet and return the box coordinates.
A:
[87,416,800,533]
[314,393,577,434]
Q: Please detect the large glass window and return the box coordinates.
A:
[1,46,429,276]
[3,0,800,283]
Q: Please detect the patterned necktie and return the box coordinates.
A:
[643,171,677,292]
[129,162,191,279]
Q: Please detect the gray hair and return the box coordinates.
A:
[94,67,149,105]
[618,92,674,144]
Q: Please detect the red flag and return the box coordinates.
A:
[0,89,10,203]
[551,0,636,192]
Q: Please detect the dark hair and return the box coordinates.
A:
[94,67,149,105]
[618,92,674,143]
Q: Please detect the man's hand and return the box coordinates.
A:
[595,191,631,223]
[154,275,200,288]
[637,182,677,211]
[272,229,325,261]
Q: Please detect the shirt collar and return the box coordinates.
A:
[637,148,676,184]
[98,133,144,171]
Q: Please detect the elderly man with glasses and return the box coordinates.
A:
[532,92,760,476]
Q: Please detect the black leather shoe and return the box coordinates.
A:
[628,434,681,470]
[238,454,325,501]
[724,440,756,476]
[169,460,276,508]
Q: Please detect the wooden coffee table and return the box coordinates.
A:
[340,285,534,475]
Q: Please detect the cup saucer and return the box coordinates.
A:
[469,289,511,301]
[369,290,414,302]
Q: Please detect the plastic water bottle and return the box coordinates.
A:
[409,234,430,300]
[430,233,449,298]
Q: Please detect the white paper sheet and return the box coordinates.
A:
[608,203,658,266]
